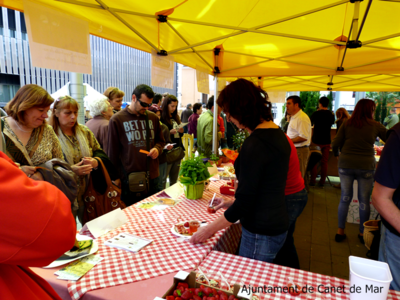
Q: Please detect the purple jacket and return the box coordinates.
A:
[188,113,200,138]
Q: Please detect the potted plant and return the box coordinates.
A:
[232,129,249,152]
[209,153,223,167]
[179,156,212,200]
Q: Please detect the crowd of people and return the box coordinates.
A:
[2,80,400,299]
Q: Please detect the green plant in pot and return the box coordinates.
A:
[209,153,222,167]
[179,156,212,200]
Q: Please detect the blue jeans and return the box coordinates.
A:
[239,226,287,263]
[338,168,374,233]
[159,162,167,190]
[274,188,308,269]
[379,223,400,291]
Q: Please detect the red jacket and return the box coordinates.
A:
[0,152,76,300]
[285,134,305,195]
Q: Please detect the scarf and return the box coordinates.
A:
[57,125,91,165]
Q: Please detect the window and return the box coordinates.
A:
[7,9,16,31]
[20,13,27,33]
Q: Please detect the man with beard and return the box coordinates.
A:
[107,84,165,205]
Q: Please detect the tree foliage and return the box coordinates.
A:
[367,92,400,124]
[300,91,321,118]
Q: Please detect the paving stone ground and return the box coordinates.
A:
[295,176,368,280]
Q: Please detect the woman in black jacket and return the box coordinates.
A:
[190,79,291,263]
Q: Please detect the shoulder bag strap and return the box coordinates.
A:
[145,111,151,178]
[93,157,112,186]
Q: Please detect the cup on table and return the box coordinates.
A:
[189,220,200,234]
[207,206,216,214]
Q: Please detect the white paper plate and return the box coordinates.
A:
[171,222,207,239]
[43,241,98,268]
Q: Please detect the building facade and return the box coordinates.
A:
[0,7,177,106]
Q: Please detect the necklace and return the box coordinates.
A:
[15,121,33,133]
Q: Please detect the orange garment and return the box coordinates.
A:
[217,116,225,133]
[0,152,76,300]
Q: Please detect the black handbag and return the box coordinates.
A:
[166,146,185,164]
[128,111,151,196]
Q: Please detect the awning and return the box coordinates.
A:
[3,0,400,91]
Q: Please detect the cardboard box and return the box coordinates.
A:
[159,271,251,300]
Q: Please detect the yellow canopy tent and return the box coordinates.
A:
[2,0,400,91]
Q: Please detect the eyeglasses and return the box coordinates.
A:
[137,98,152,108]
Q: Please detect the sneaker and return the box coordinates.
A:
[317,182,325,188]
[309,182,316,187]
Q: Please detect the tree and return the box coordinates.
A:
[300,91,320,118]
[374,101,382,122]
[367,92,399,124]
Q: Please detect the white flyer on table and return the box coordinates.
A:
[79,208,127,238]
[104,232,152,253]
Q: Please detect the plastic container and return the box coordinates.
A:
[349,256,392,300]
[183,182,204,200]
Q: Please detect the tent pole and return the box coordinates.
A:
[212,76,219,155]
[69,72,86,125]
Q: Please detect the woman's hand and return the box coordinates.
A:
[170,128,177,135]
[213,198,234,211]
[30,172,44,181]
[71,160,93,176]
[166,144,174,151]
[82,157,99,169]
[190,225,215,244]
[21,166,36,177]
[178,127,184,133]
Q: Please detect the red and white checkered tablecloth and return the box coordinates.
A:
[67,181,241,300]
[198,251,400,300]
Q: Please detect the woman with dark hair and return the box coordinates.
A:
[188,102,202,138]
[190,79,290,263]
[332,99,387,243]
[160,95,184,186]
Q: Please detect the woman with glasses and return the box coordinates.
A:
[104,87,125,114]
[160,95,184,186]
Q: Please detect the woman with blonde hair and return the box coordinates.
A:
[104,87,125,114]
[2,84,63,180]
[50,96,118,223]
[335,107,350,133]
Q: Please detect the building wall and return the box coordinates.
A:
[181,67,203,108]
[0,7,177,105]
